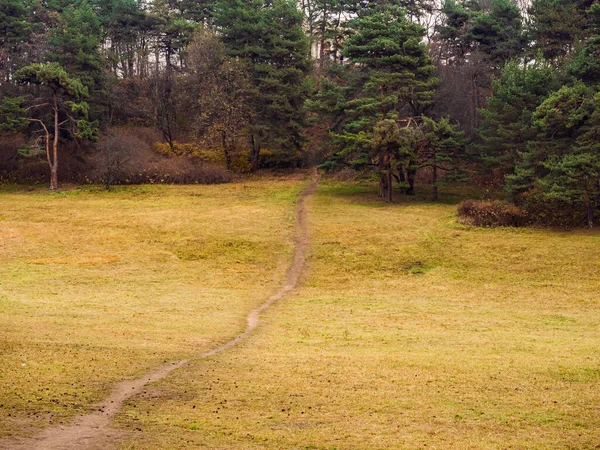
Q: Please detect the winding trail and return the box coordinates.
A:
[1,173,317,450]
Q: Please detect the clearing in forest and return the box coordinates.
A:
[1,178,599,449]
[0,178,304,444]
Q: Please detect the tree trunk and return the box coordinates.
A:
[50,92,59,190]
[378,156,386,197]
[386,170,393,203]
[128,43,134,78]
[222,130,232,170]
[379,173,386,198]
[585,191,594,227]
[406,164,416,196]
[250,135,260,173]
[432,166,438,202]
[164,125,174,150]
[154,43,160,119]
[398,169,406,184]
[319,39,325,71]
[50,166,58,191]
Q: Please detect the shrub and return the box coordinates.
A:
[132,127,162,146]
[154,141,201,158]
[258,147,303,168]
[91,128,144,189]
[129,159,233,185]
[457,200,529,227]
[332,168,358,181]
[515,189,594,228]
[89,130,234,187]
[154,140,252,173]
[0,137,88,185]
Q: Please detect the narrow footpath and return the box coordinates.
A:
[1,173,317,450]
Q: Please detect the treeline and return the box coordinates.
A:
[0,0,598,226]
[0,0,312,188]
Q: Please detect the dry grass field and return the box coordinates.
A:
[0,178,305,439]
[1,178,600,449]
[115,182,600,449]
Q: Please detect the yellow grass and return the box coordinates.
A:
[0,179,305,438]
[115,181,600,449]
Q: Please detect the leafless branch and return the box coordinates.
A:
[27,118,49,134]
[25,103,50,110]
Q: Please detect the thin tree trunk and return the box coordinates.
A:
[50,92,59,190]
[319,38,325,72]
[470,66,479,130]
[387,170,393,203]
[42,126,52,186]
[378,156,386,198]
[128,43,134,78]
[432,166,438,202]
[406,164,416,196]
[585,191,594,227]
[398,168,406,184]
[222,130,232,170]
[154,43,160,119]
[250,135,260,173]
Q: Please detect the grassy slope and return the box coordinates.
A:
[116,182,600,449]
[0,179,304,438]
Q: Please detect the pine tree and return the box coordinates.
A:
[0,0,42,84]
[47,1,106,120]
[567,3,600,84]
[300,0,346,72]
[0,95,28,134]
[419,116,467,201]
[93,0,150,78]
[437,0,526,67]
[436,0,476,64]
[320,6,438,201]
[47,1,102,87]
[215,0,311,171]
[478,58,559,177]
[13,62,97,190]
[469,0,527,68]
[506,83,600,227]
[177,0,215,23]
[528,0,585,61]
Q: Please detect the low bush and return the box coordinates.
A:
[258,147,303,169]
[0,127,236,186]
[153,140,251,173]
[88,130,233,186]
[457,200,529,227]
[515,189,595,228]
[331,168,358,181]
[123,159,233,185]
[0,137,89,185]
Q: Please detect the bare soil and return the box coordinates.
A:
[0,173,317,450]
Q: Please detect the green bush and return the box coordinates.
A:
[516,190,594,228]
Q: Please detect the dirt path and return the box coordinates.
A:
[1,173,317,450]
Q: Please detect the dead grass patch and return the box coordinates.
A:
[116,181,600,449]
[0,179,305,439]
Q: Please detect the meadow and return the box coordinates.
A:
[1,178,599,449]
[0,177,304,439]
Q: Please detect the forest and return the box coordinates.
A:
[1,0,599,227]
[1,2,600,449]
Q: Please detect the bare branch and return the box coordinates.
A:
[28,118,51,167]
[26,103,50,110]
[28,118,49,134]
